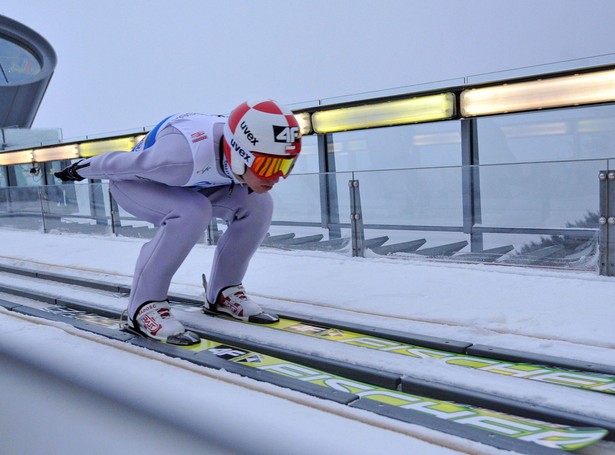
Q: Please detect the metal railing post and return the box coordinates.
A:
[108,188,120,236]
[599,170,615,275]
[38,187,48,233]
[349,178,364,257]
[206,219,221,245]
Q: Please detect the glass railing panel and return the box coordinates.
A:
[1,156,604,271]
[292,135,320,174]
[475,231,598,270]
[328,121,462,173]
[355,167,463,227]
[475,105,615,165]
[350,166,468,257]
[476,160,605,230]
[272,172,322,223]
[0,167,7,187]
[467,159,602,270]
[0,186,44,230]
[113,206,156,238]
[38,182,112,235]
[344,160,601,269]
[266,171,353,253]
[0,127,62,150]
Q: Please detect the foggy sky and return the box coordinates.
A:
[3,0,615,139]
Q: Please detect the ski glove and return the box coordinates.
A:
[54,160,90,182]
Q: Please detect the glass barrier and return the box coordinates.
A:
[292,135,320,174]
[39,182,112,235]
[347,162,601,270]
[0,159,603,270]
[266,171,353,253]
[0,127,62,150]
[328,121,462,172]
[272,172,323,224]
[476,160,604,230]
[0,186,44,231]
[475,105,615,165]
[353,167,463,228]
[11,163,45,187]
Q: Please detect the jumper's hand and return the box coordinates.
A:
[54,160,90,181]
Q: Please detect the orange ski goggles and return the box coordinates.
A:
[250,152,298,181]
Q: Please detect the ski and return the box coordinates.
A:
[3,263,614,396]
[3,299,606,452]
[199,343,607,452]
[201,308,615,397]
[202,305,279,324]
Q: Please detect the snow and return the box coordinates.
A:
[1,227,615,454]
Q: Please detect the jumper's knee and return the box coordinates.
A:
[165,193,213,233]
[239,192,273,225]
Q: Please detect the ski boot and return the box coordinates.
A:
[124,300,200,346]
[202,278,278,324]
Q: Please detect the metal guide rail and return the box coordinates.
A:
[0,263,614,453]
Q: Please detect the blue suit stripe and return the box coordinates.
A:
[143,115,174,151]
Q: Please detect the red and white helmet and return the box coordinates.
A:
[223,100,302,180]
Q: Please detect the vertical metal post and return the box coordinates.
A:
[108,188,120,236]
[38,187,48,233]
[349,178,364,257]
[318,133,342,239]
[88,180,107,226]
[206,219,221,245]
[598,170,615,275]
[461,118,483,251]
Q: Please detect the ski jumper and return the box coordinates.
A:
[77,113,273,318]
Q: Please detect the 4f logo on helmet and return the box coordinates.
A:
[273,126,300,144]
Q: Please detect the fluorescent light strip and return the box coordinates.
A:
[32,145,79,162]
[0,150,33,166]
[79,137,136,158]
[312,93,456,133]
[294,112,313,136]
[461,69,615,117]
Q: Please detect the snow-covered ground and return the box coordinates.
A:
[1,227,615,454]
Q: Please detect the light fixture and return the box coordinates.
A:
[32,144,79,162]
[0,150,34,166]
[294,112,313,135]
[311,93,456,133]
[79,137,136,158]
[461,69,615,117]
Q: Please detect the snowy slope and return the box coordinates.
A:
[1,228,615,454]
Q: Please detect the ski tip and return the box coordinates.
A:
[120,318,200,346]
[166,330,201,346]
[248,312,279,324]
[202,305,217,317]
[202,306,279,324]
